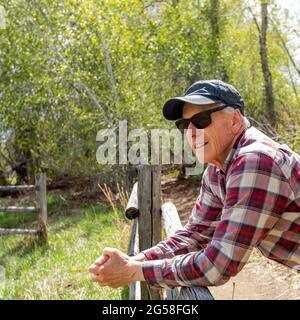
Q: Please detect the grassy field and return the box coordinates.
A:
[0,192,131,300]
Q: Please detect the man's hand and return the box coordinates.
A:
[88,247,145,288]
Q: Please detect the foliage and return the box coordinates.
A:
[0,0,299,182]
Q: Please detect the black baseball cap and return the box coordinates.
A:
[163,79,244,120]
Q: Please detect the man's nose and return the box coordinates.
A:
[188,122,204,139]
[188,122,197,135]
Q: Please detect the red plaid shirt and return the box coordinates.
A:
[141,127,300,289]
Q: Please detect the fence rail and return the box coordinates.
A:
[0,206,37,213]
[127,219,140,300]
[0,228,38,235]
[126,165,214,300]
[0,173,48,242]
[0,185,36,192]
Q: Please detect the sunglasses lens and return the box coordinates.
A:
[175,113,212,132]
[176,119,189,132]
[192,115,211,129]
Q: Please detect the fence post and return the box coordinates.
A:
[138,165,152,300]
[138,165,163,300]
[150,165,163,300]
[35,173,47,243]
[151,165,162,247]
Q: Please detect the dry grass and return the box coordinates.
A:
[98,183,129,231]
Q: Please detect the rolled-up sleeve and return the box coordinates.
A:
[142,153,293,289]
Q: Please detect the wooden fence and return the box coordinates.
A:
[126,165,214,300]
[0,173,47,242]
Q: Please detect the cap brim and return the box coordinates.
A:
[163,95,218,120]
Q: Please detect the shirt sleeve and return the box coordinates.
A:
[140,168,223,261]
[142,153,293,289]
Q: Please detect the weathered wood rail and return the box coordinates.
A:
[126,165,214,300]
[0,173,48,242]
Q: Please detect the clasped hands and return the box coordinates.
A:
[88,247,145,288]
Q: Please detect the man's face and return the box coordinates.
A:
[182,103,237,166]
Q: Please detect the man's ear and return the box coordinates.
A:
[232,109,243,133]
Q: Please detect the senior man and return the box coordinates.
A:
[89,80,300,290]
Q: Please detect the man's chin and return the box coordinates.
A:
[193,153,206,164]
[192,148,207,163]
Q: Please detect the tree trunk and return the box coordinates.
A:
[207,0,228,80]
[260,1,276,125]
[208,0,220,69]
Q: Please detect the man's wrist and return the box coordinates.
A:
[131,252,148,262]
[130,260,145,282]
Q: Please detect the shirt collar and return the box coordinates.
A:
[216,129,247,176]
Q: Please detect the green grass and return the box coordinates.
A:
[165,169,180,178]
[0,192,131,300]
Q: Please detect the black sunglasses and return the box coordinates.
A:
[175,104,230,132]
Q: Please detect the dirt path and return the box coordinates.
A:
[161,176,300,300]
